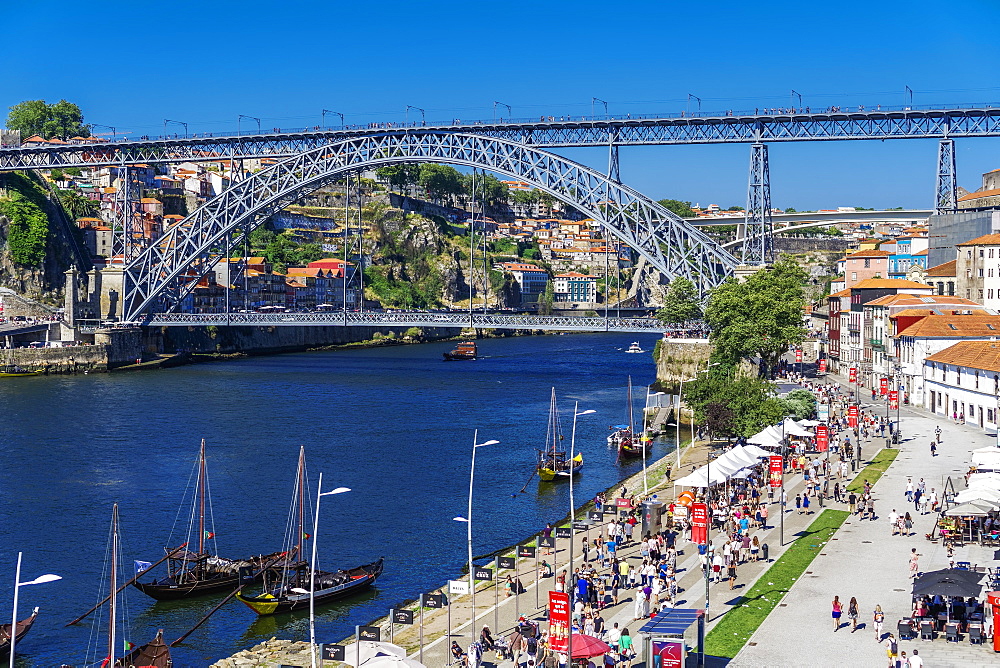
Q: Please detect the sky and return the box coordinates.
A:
[2,0,999,210]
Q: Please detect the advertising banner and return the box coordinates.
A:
[448,580,469,595]
[357,626,381,642]
[848,405,859,428]
[815,424,829,452]
[817,403,829,422]
[547,591,570,653]
[392,609,413,625]
[889,390,899,410]
[651,640,685,668]
[498,556,516,570]
[880,377,888,395]
[424,593,445,608]
[795,349,802,362]
[769,455,783,488]
[849,367,857,383]
[517,545,536,559]
[818,358,827,373]
[615,498,632,508]
[690,502,708,545]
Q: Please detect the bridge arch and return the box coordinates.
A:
[123,132,736,320]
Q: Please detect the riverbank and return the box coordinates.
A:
[210,421,707,667]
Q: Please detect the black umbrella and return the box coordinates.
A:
[911,575,983,599]
[913,568,984,586]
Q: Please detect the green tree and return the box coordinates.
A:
[538,280,555,315]
[375,164,420,190]
[0,172,50,266]
[726,205,745,211]
[780,389,817,419]
[6,99,90,139]
[658,198,695,218]
[58,189,99,220]
[685,373,786,438]
[703,258,808,377]
[784,207,797,213]
[656,277,702,324]
[418,164,463,203]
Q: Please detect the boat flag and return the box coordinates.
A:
[302,532,312,540]
[204,530,215,540]
[134,560,152,574]
[124,640,134,651]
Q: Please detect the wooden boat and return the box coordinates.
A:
[444,341,477,361]
[0,607,38,656]
[616,377,646,460]
[133,440,275,601]
[0,365,39,377]
[536,387,583,482]
[235,447,384,616]
[68,505,171,668]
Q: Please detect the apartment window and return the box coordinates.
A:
[968,250,973,259]
[956,368,961,386]
[981,249,985,258]
[975,371,980,389]
[851,272,857,281]
[990,290,995,300]
[949,282,955,296]
[980,268,985,278]
[991,248,995,259]
[967,289,972,299]
[990,269,994,278]
[979,289,985,300]
[864,259,871,268]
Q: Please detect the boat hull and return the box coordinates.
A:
[132,573,242,601]
[537,454,583,482]
[236,558,383,616]
[0,608,37,656]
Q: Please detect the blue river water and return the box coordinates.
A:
[0,333,673,666]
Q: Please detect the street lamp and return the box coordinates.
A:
[674,378,696,470]
[687,94,701,115]
[493,102,511,123]
[642,388,666,495]
[322,110,344,129]
[567,404,595,667]
[238,114,261,136]
[9,552,61,668]
[455,431,498,633]
[309,475,350,668]
[406,105,425,127]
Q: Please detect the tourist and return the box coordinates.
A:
[618,628,634,667]
[848,596,859,632]
[930,440,937,457]
[873,604,885,640]
[908,649,923,668]
[606,622,621,652]
[751,535,761,561]
[909,548,921,578]
[832,595,843,631]
[882,633,898,667]
[728,559,738,590]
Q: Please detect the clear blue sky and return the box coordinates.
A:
[3,0,999,209]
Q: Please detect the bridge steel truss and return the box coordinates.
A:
[3,108,1000,170]
[121,132,736,321]
[144,311,670,333]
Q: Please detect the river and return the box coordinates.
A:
[0,333,674,667]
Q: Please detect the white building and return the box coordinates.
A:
[923,340,1000,431]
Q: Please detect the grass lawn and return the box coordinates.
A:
[846,448,899,493]
[704,509,850,658]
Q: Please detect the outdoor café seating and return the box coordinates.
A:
[945,621,961,642]
[969,623,984,645]
[919,620,935,640]
[897,620,915,640]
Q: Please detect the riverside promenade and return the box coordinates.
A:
[363,400,898,667]
[732,376,999,667]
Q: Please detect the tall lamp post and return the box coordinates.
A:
[567,404,595,667]
[454,431,498,634]
[309,476,351,668]
[9,553,61,668]
[642,387,665,495]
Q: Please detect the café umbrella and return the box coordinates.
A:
[943,500,995,517]
[569,633,612,658]
[341,641,407,666]
[911,571,984,598]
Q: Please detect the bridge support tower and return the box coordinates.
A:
[742,142,773,265]
[936,138,957,214]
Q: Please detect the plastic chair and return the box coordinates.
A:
[897,621,914,640]
[945,622,961,642]
[956,561,971,570]
[919,620,935,640]
[969,624,983,645]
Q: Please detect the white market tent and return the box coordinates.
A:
[674,445,767,488]
[954,488,1000,504]
[748,425,784,447]
[782,418,813,437]
[944,500,996,517]
[743,444,774,459]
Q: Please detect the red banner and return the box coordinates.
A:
[848,405,859,428]
[849,367,857,383]
[615,498,632,508]
[652,640,684,668]
[818,359,827,373]
[547,591,570,652]
[795,349,802,362]
[879,377,888,395]
[889,390,899,410]
[815,424,829,452]
[769,455,783,488]
[690,502,708,545]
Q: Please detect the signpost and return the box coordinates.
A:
[848,405,859,428]
[880,377,888,395]
[547,591,570,653]
[849,366,857,383]
[818,358,827,374]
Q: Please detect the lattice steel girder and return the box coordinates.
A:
[121,132,737,320]
[936,138,957,214]
[4,108,1000,169]
[743,143,773,266]
[144,312,671,332]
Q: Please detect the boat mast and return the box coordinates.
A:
[297,446,305,561]
[628,376,634,435]
[198,439,206,556]
[109,504,118,667]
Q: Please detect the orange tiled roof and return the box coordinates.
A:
[926,260,957,277]
[847,249,891,258]
[892,308,990,318]
[852,278,933,290]
[864,293,979,307]
[957,233,1000,246]
[958,188,1000,203]
[897,314,1000,338]
[555,272,594,278]
[926,341,1000,373]
[500,262,547,272]
[828,288,851,299]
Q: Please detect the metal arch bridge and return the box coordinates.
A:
[2,106,1000,169]
[143,311,670,333]
[122,132,736,321]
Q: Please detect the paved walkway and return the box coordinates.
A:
[732,377,999,668]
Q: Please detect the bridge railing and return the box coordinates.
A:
[141,311,671,332]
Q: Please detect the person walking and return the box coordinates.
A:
[848,491,857,514]
[930,440,937,457]
[848,596,859,632]
[618,628,634,668]
[882,633,898,667]
[873,604,885,640]
[728,559,738,590]
[802,494,811,515]
[909,548,921,578]
[795,493,802,514]
[832,595,843,631]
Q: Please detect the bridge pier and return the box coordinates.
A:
[742,142,773,265]
[936,137,957,214]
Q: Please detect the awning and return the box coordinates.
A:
[944,501,995,516]
[783,418,814,437]
[743,444,774,459]
[639,607,703,636]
